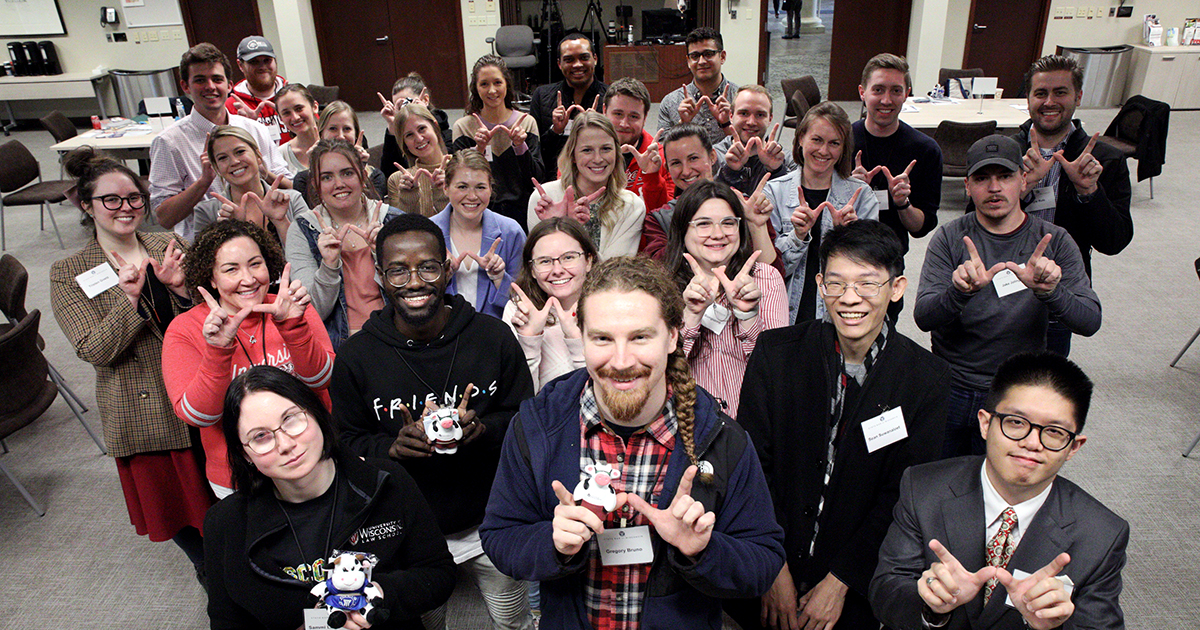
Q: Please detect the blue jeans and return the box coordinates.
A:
[943,385,989,458]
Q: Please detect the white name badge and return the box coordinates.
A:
[75,263,119,299]
[597,525,655,566]
[700,302,730,335]
[563,119,574,136]
[485,143,494,162]
[993,264,1028,298]
[862,407,907,453]
[303,608,334,630]
[1026,186,1057,215]
[874,189,890,207]
[1004,569,1074,608]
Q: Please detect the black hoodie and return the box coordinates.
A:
[332,294,534,535]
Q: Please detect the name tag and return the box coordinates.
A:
[862,407,907,453]
[563,119,574,136]
[874,189,890,207]
[700,302,730,335]
[303,608,333,630]
[994,265,1027,298]
[1026,186,1056,215]
[485,143,494,162]
[75,263,119,299]
[597,525,655,566]
[1004,569,1075,608]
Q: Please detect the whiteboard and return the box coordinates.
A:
[0,0,67,37]
[123,0,184,28]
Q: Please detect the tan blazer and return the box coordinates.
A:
[49,232,194,458]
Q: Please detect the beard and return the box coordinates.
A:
[392,289,445,328]
[594,365,653,424]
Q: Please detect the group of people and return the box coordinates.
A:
[46,25,1134,630]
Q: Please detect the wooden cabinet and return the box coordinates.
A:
[602,44,690,102]
[1126,45,1200,110]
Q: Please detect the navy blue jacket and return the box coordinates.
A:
[480,369,785,629]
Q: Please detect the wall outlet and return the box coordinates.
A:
[1076,6,1086,17]
[147,30,158,41]
[486,0,495,10]
[487,14,498,24]
[468,0,475,12]
[159,29,169,40]
[132,30,141,43]
[1063,7,1074,19]
[1087,6,1096,18]
[173,29,181,40]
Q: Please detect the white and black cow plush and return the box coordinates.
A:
[310,550,390,628]
[573,461,622,520]
[423,407,463,454]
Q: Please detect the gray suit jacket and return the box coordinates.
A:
[869,456,1128,630]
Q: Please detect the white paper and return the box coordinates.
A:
[1005,568,1074,607]
[75,263,119,299]
[485,144,494,162]
[901,103,920,113]
[597,525,655,566]
[862,407,907,453]
[563,119,574,136]
[993,266,1028,298]
[971,77,999,98]
[874,189,890,207]
[700,302,730,335]
[303,608,333,630]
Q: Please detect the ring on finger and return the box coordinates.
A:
[926,577,935,585]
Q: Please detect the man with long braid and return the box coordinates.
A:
[481,256,785,629]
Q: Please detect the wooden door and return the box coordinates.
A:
[310,0,397,112]
[178,0,262,84]
[392,0,467,110]
[963,0,1052,95]
[828,0,913,101]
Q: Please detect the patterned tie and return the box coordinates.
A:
[983,507,1018,604]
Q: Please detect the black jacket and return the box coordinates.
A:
[204,454,456,630]
[528,79,608,182]
[736,320,949,625]
[1105,94,1169,182]
[332,295,534,535]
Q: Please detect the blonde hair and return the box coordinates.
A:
[557,111,628,228]
[318,100,361,138]
[206,125,262,171]
[393,103,447,166]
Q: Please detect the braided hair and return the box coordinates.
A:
[577,256,712,484]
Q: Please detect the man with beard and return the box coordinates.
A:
[224,36,289,144]
[529,33,608,182]
[481,256,785,629]
[332,213,536,629]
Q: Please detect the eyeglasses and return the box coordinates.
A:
[530,250,586,273]
[90,194,147,211]
[382,262,445,288]
[686,49,722,62]
[242,410,309,455]
[987,411,1078,451]
[819,278,893,298]
[687,217,741,236]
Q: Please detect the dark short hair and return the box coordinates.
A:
[222,365,340,495]
[558,32,595,59]
[375,212,447,264]
[604,77,651,116]
[180,42,231,83]
[1024,55,1084,95]
[686,27,723,49]
[513,217,599,310]
[860,53,912,92]
[819,219,905,277]
[985,352,1094,432]
[664,180,756,292]
[661,123,713,154]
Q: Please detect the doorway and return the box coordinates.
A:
[963,0,1052,94]
[178,0,263,85]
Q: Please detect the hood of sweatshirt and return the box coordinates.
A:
[360,292,476,350]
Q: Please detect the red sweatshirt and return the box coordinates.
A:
[625,129,673,211]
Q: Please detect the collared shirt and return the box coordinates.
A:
[580,382,677,630]
[149,109,293,242]
[657,76,738,144]
[1026,122,1075,223]
[980,461,1053,547]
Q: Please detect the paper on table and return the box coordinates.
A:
[901,103,920,113]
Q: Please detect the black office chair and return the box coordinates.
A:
[0,140,72,250]
[939,68,984,99]
[933,120,998,178]
[780,76,821,128]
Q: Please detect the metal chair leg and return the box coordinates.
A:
[1184,429,1200,457]
[1170,324,1200,367]
[44,202,64,249]
[0,458,45,516]
[1150,176,1154,200]
[54,386,105,455]
[47,363,89,413]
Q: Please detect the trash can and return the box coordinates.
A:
[1055,45,1133,108]
[108,68,179,119]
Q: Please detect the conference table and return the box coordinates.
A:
[0,72,111,135]
[50,123,162,161]
[899,98,1031,132]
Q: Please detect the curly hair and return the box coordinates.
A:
[184,219,286,304]
[467,55,517,115]
[511,217,598,310]
[664,180,756,293]
[577,256,711,484]
[557,111,629,229]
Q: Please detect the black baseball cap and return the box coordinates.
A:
[237,36,275,61]
[966,134,1022,176]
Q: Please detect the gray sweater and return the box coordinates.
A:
[914,213,1101,390]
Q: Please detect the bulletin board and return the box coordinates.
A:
[122,0,184,28]
[0,0,67,37]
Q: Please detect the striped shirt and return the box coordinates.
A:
[681,262,789,418]
[580,383,676,630]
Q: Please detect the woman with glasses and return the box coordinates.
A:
[205,365,456,630]
[432,149,525,319]
[163,219,335,499]
[504,217,597,391]
[287,140,402,349]
[387,103,450,217]
[664,180,787,418]
[192,125,308,246]
[50,147,212,580]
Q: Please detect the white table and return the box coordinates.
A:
[0,72,110,135]
[899,98,1031,131]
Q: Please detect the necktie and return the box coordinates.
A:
[983,507,1018,604]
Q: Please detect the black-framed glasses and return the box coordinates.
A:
[687,217,741,236]
[686,49,722,62]
[530,250,586,273]
[819,278,893,298]
[241,410,309,455]
[90,194,147,211]
[987,410,1077,451]
[382,262,445,288]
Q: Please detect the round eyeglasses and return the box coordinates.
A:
[987,411,1077,451]
[382,263,445,288]
[242,410,310,455]
[819,278,892,298]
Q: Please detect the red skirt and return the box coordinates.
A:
[115,446,214,542]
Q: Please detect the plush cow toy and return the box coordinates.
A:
[310,550,390,629]
[423,407,464,454]
[573,461,621,520]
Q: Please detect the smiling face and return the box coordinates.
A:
[980,384,1085,504]
[686,39,726,84]
[664,136,716,192]
[182,61,230,118]
[582,289,678,427]
[321,111,357,143]
[732,91,772,144]
[606,94,646,146]
[558,39,596,89]
[446,167,491,223]
[238,391,324,484]
[573,127,617,189]
[684,198,739,271]
[317,151,364,213]
[211,135,260,188]
[276,91,317,137]
[859,68,908,134]
[816,253,904,350]
[475,65,508,111]
[965,165,1026,227]
[800,117,845,180]
[211,235,270,312]
[401,115,441,162]
[237,55,277,93]
[378,231,449,331]
[532,231,593,306]
[1028,70,1081,138]
[87,172,145,237]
